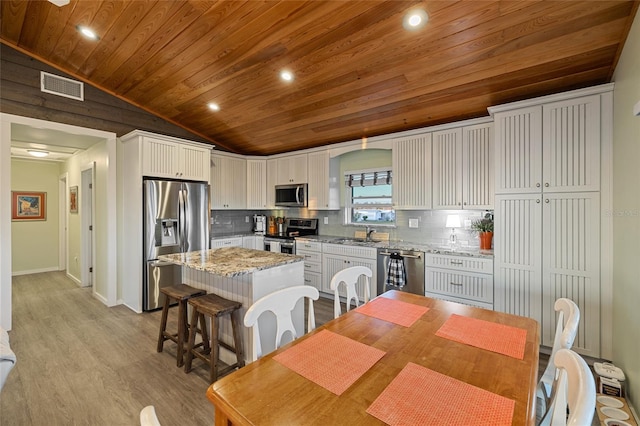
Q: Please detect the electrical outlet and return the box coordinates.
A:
[323,217,329,225]
[464,219,472,228]
[245,216,249,223]
[409,218,419,228]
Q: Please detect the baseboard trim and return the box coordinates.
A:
[11,266,59,276]
[66,272,81,285]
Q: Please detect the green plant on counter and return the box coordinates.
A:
[471,217,493,233]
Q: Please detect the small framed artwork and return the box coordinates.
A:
[69,186,78,214]
[11,191,47,221]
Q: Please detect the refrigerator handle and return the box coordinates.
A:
[178,188,186,252]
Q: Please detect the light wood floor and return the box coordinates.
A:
[2,272,552,425]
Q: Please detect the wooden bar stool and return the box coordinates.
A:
[184,293,245,383]
[156,284,207,367]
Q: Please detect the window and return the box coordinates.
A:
[345,169,395,225]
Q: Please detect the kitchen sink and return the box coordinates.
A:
[334,238,368,243]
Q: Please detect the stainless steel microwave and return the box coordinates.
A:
[275,184,307,207]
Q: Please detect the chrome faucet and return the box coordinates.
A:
[365,226,377,242]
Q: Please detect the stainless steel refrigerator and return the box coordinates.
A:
[143,179,209,311]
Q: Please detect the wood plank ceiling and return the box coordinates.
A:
[1,1,637,155]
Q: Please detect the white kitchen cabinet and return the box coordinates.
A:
[210,154,246,209]
[494,95,600,195]
[276,153,307,184]
[266,158,278,209]
[425,253,494,310]
[392,133,432,209]
[296,240,323,292]
[242,235,264,250]
[541,192,600,356]
[542,96,601,193]
[307,151,339,210]
[210,237,243,249]
[432,123,494,209]
[493,194,543,324]
[322,243,377,301]
[141,136,210,182]
[246,159,267,209]
[491,89,609,358]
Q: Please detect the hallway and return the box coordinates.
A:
[1,272,212,425]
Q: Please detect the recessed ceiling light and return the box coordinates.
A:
[280,70,294,82]
[77,25,99,41]
[27,150,49,158]
[208,102,220,111]
[403,9,428,30]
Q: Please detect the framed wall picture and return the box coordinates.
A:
[11,191,47,221]
[69,186,78,214]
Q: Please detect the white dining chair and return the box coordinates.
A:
[537,348,595,426]
[140,405,161,426]
[329,266,372,318]
[537,298,580,412]
[243,285,319,358]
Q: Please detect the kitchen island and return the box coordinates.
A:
[159,247,304,363]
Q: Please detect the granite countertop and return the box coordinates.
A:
[210,232,257,240]
[295,235,494,259]
[159,247,302,278]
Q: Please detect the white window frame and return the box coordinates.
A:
[344,168,395,227]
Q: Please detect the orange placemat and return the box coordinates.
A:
[354,296,429,327]
[273,329,386,395]
[367,362,515,426]
[435,314,527,359]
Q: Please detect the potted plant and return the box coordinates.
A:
[471,217,494,250]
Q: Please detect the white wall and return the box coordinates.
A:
[60,141,115,304]
[0,116,12,330]
[612,11,640,414]
[10,159,60,274]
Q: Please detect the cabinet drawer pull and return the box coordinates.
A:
[450,261,463,265]
[449,282,463,286]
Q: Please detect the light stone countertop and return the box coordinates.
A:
[295,235,494,259]
[159,247,302,278]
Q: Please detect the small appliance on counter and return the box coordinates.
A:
[253,214,267,234]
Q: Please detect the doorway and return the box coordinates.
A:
[81,164,95,288]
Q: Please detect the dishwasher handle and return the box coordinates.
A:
[378,251,422,259]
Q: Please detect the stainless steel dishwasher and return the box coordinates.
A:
[377,248,425,295]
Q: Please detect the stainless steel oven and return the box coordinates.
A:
[263,218,318,255]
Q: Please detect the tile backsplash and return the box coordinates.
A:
[211,208,493,248]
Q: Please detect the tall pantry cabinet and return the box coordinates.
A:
[489,85,613,359]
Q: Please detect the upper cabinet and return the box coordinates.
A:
[142,136,210,182]
[493,95,600,195]
[266,158,278,209]
[210,153,246,209]
[307,151,339,210]
[432,122,493,209]
[246,159,267,209]
[276,153,307,184]
[392,133,432,209]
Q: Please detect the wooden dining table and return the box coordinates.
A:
[206,290,540,425]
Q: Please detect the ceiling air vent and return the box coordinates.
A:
[40,71,84,101]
